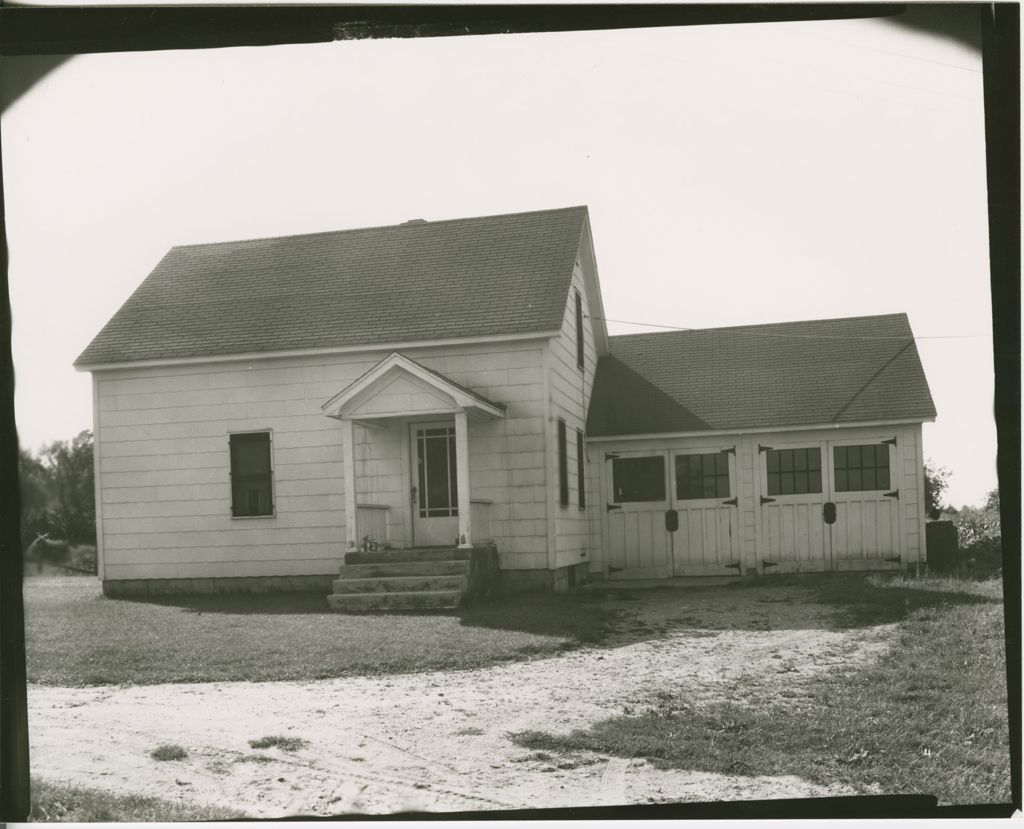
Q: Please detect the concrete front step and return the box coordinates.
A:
[344,547,470,565]
[339,560,471,580]
[331,574,468,594]
[326,590,463,612]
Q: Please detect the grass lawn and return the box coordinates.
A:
[24,577,615,686]
[512,573,1011,806]
[29,778,246,821]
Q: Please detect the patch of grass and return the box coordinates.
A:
[730,572,1003,628]
[455,726,485,736]
[149,743,187,761]
[248,735,307,751]
[29,777,245,821]
[24,578,616,686]
[512,576,1011,805]
[235,753,275,764]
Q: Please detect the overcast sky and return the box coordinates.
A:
[2,11,995,507]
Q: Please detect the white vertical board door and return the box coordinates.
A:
[757,437,903,573]
[669,448,742,576]
[604,451,672,579]
[827,440,902,571]
[758,440,832,573]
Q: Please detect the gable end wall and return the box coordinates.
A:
[547,255,598,570]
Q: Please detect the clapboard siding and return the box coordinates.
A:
[95,340,549,580]
[548,256,598,569]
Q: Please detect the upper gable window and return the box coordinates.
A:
[230,432,275,517]
[575,290,585,369]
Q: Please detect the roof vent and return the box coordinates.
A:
[402,219,427,224]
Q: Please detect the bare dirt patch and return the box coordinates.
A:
[28,584,897,816]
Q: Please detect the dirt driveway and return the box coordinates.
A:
[28,585,896,816]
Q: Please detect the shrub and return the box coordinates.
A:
[942,489,1002,578]
[150,743,188,761]
[248,735,307,751]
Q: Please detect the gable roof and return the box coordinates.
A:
[587,313,937,436]
[321,351,506,420]
[75,206,589,368]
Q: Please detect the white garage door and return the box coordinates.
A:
[757,438,901,573]
[604,447,741,579]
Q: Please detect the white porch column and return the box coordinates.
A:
[341,417,358,551]
[454,409,472,548]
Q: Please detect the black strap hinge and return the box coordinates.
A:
[884,490,899,499]
[762,560,779,569]
[605,452,620,461]
[720,446,736,455]
[722,497,738,506]
[760,496,776,505]
[882,437,897,446]
[725,561,742,571]
[607,503,622,511]
[759,444,773,453]
[885,556,901,563]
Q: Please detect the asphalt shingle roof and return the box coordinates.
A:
[587,314,937,436]
[75,207,589,367]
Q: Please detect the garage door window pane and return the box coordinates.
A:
[834,444,890,492]
[612,456,666,502]
[766,448,822,495]
[676,453,730,500]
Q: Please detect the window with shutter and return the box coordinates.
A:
[229,432,275,516]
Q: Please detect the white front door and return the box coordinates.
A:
[411,421,460,547]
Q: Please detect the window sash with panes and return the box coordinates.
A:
[230,432,274,516]
[416,427,458,517]
[611,456,666,502]
[675,452,730,500]
[765,447,822,496]
[834,444,891,492]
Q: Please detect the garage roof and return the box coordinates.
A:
[587,313,937,436]
[75,206,588,367]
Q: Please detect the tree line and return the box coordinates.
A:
[18,430,97,568]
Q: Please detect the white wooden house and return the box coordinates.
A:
[75,206,937,602]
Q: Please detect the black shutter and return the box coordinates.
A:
[265,432,274,513]
[575,290,584,369]
[228,434,236,516]
[229,432,274,517]
[558,419,569,507]
[577,429,586,508]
